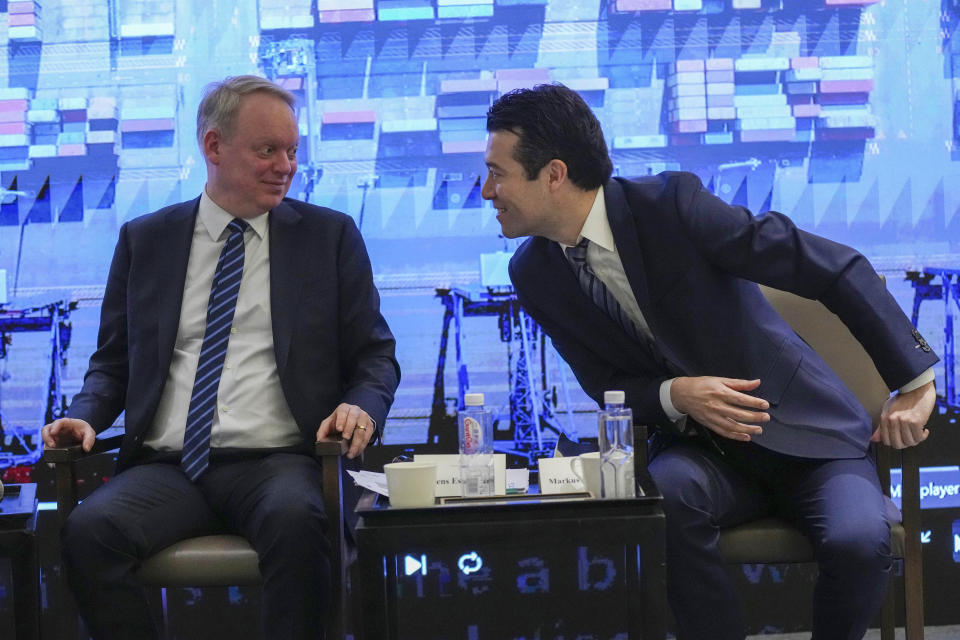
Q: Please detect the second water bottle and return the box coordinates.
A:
[458,393,494,497]
[598,390,635,498]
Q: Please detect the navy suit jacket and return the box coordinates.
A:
[67,196,400,472]
[509,173,938,459]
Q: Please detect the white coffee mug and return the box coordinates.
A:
[569,452,602,498]
[384,462,437,508]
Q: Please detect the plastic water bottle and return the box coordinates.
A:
[458,393,494,497]
[598,390,635,498]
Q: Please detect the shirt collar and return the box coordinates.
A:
[199,188,269,242]
[558,185,615,253]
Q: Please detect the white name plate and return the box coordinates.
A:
[537,457,586,495]
[414,453,507,496]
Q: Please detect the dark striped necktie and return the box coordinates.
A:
[565,238,644,344]
[181,218,249,481]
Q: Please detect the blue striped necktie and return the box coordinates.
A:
[181,218,249,481]
[565,238,644,344]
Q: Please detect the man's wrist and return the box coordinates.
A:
[660,378,686,422]
[899,368,934,394]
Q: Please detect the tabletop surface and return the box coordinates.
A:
[356,473,663,523]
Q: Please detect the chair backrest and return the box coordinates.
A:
[734,285,925,637]
[757,284,890,426]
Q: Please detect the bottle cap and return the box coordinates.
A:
[464,393,485,406]
[604,390,625,405]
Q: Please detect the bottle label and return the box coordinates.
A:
[462,416,481,451]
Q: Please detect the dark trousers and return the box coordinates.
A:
[61,452,331,640]
[649,439,892,640]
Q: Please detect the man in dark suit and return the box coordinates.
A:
[483,84,938,639]
[40,76,400,640]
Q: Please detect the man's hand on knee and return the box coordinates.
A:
[41,418,96,452]
[670,376,769,442]
[873,381,935,449]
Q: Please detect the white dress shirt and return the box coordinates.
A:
[144,190,301,451]
[560,187,934,423]
[560,187,684,420]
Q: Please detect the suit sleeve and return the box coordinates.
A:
[673,172,939,390]
[334,217,400,433]
[65,224,131,432]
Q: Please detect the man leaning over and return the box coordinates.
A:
[482,83,937,640]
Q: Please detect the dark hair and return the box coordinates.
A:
[486,83,613,190]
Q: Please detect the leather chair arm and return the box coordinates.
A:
[315,438,347,457]
[43,434,123,528]
[42,434,124,464]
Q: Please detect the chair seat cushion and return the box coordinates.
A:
[136,535,262,587]
[719,517,906,564]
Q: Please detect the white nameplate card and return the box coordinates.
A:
[414,454,507,496]
[537,457,586,494]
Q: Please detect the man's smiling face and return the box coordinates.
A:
[481,129,553,239]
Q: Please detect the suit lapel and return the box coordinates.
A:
[268,201,303,376]
[157,198,200,382]
[524,239,649,366]
[604,180,653,322]
[604,180,687,374]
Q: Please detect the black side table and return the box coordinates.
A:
[355,473,666,640]
[0,483,39,640]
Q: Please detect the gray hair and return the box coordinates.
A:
[196,75,296,146]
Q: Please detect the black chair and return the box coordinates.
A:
[44,437,351,639]
[717,284,924,640]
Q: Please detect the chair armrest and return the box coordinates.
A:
[43,434,124,528]
[315,436,350,632]
[314,437,347,537]
[875,442,921,516]
[875,442,923,556]
[877,441,925,630]
[42,434,124,464]
[315,438,348,458]
[898,444,922,533]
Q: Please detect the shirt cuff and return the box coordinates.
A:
[659,378,686,422]
[899,368,935,394]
